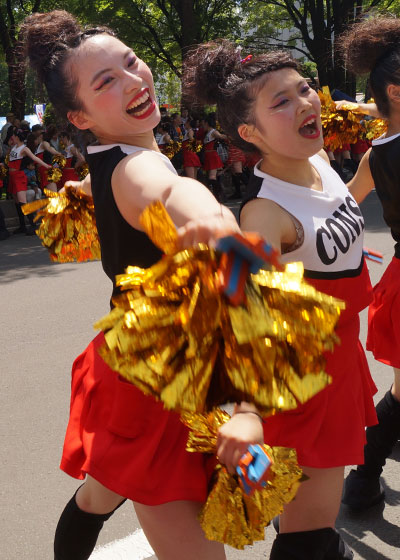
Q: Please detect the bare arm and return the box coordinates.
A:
[71,145,85,166]
[346,148,375,203]
[240,197,297,254]
[42,140,62,157]
[335,100,382,118]
[21,146,51,168]
[62,172,92,196]
[112,150,239,247]
[212,129,228,141]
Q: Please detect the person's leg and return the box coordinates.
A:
[16,190,36,234]
[280,466,344,533]
[54,475,126,560]
[208,169,222,201]
[343,368,400,510]
[184,166,196,179]
[134,500,226,560]
[13,192,29,234]
[270,466,352,559]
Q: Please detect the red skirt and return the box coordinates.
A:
[367,256,400,368]
[8,169,27,194]
[60,333,215,505]
[203,143,223,171]
[351,138,370,155]
[183,148,201,168]
[263,262,377,468]
[38,165,48,188]
[226,145,246,166]
[61,167,80,186]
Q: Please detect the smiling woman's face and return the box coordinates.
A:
[248,68,323,160]
[69,34,160,142]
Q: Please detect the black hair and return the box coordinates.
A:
[340,15,400,118]
[184,39,298,153]
[21,11,115,120]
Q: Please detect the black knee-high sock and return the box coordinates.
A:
[231,174,242,197]
[54,490,126,560]
[269,528,353,560]
[357,390,400,479]
[208,179,221,202]
[15,202,27,231]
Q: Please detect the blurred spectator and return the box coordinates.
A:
[1,112,15,144]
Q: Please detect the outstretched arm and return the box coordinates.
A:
[346,148,375,203]
[112,150,239,247]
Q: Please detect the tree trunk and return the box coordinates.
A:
[6,42,26,119]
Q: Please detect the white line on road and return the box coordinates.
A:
[91,529,155,559]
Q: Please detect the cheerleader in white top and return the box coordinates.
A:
[59,130,85,186]
[201,115,227,201]
[8,127,50,234]
[184,40,377,559]
[335,15,400,512]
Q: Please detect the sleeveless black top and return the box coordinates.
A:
[86,144,167,300]
[370,134,400,258]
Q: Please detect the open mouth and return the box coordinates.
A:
[126,88,155,119]
[299,116,320,139]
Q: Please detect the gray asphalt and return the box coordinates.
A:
[1,191,399,559]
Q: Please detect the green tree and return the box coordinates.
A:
[0,0,44,118]
[76,0,242,78]
[241,0,396,95]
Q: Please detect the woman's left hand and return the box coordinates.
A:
[216,412,264,474]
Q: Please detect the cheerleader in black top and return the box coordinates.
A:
[22,10,263,560]
[337,16,400,511]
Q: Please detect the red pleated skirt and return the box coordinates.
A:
[226,145,246,166]
[203,142,223,171]
[182,145,201,168]
[8,165,27,194]
[60,333,215,505]
[367,256,400,369]
[263,262,378,468]
[61,167,80,185]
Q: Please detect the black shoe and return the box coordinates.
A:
[13,226,27,234]
[342,469,384,511]
[0,230,10,241]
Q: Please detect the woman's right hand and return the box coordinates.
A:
[176,210,240,249]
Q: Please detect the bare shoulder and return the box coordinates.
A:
[316,149,330,164]
[113,149,176,188]
[240,197,292,251]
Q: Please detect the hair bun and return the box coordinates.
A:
[184,40,240,105]
[341,16,400,74]
[21,11,82,82]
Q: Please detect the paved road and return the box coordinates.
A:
[1,192,399,559]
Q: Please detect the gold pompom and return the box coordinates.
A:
[52,154,67,169]
[47,167,63,183]
[182,409,303,549]
[95,202,342,416]
[22,186,100,263]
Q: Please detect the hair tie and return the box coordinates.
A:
[240,54,253,65]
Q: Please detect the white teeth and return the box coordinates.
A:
[127,90,149,110]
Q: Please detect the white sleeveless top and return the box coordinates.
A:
[9,144,25,162]
[64,143,75,159]
[252,154,365,276]
[203,129,216,145]
[86,143,177,175]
